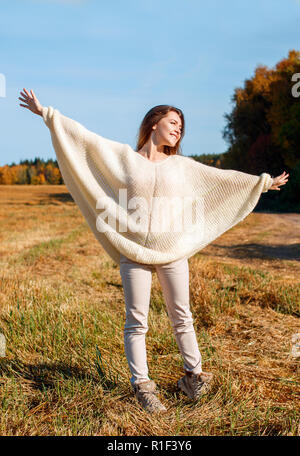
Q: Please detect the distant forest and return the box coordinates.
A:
[0,158,63,185]
[1,50,299,212]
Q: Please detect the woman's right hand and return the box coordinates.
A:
[19,88,43,116]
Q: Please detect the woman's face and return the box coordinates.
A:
[152,111,182,147]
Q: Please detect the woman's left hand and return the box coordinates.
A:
[269,171,289,190]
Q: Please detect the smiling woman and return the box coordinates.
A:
[135,105,185,162]
[18,87,289,415]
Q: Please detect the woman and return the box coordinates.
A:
[19,88,289,413]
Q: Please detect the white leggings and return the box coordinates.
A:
[119,253,202,386]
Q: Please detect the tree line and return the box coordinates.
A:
[0,158,63,185]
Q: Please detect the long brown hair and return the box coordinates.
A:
[136,105,185,156]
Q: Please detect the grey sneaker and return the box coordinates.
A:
[178,371,213,400]
[132,380,167,413]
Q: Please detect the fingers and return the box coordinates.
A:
[269,170,290,191]
[31,89,37,101]
[20,90,31,102]
[18,96,27,103]
[23,88,32,98]
[276,179,287,185]
[280,177,289,184]
[20,88,38,103]
[277,171,289,178]
[275,181,287,188]
[275,172,289,184]
[19,92,28,101]
[19,88,41,112]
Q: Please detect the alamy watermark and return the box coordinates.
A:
[0,73,6,98]
[0,333,6,357]
[95,190,205,240]
[291,73,300,97]
[291,333,300,359]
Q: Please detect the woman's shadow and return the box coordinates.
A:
[0,357,118,392]
[207,242,300,261]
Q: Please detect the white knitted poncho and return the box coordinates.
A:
[42,106,273,266]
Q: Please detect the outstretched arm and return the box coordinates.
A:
[19,88,43,116]
[18,87,126,184]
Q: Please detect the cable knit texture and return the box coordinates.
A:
[42,106,273,266]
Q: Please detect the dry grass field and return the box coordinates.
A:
[0,185,299,436]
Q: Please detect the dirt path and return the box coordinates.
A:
[200,212,300,284]
[281,213,300,227]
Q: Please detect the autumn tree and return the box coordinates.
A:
[222,49,300,211]
[0,158,63,185]
[223,50,300,170]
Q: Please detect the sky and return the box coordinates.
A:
[0,0,299,166]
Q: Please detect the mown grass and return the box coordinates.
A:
[0,185,299,435]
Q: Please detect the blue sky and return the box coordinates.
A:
[0,0,299,166]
